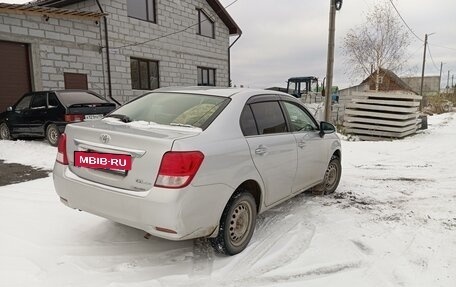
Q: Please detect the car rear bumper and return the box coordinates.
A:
[53,162,234,240]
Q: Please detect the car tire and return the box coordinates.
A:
[46,124,60,146]
[0,123,11,140]
[313,155,342,195]
[210,191,257,255]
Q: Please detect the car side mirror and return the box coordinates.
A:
[319,121,336,137]
[6,106,13,112]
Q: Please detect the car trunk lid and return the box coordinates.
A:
[65,119,201,191]
[66,103,116,121]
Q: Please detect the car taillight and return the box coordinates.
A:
[154,151,204,189]
[64,114,84,122]
[56,133,68,165]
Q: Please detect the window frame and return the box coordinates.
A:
[197,9,215,38]
[127,0,156,23]
[130,57,160,91]
[197,66,216,86]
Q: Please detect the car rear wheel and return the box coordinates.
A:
[0,123,11,140]
[210,191,257,255]
[313,156,341,195]
[46,124,60,146]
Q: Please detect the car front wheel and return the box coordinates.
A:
[210,191,257,255]
[313,155,342,195]
[46,124,60,146]
[0,123,11,140]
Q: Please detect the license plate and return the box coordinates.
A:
[84,114,103,121]
[74,151,132,171]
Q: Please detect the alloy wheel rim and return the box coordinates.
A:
[0,125,8,139]
[228,201,252,247]
[49,128,58,143]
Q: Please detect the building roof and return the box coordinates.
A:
[0,2,104,20]
[361,68,415,93]
[34,0,242,35]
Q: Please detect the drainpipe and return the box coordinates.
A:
[228,34,241,87]
[95,0,120,105]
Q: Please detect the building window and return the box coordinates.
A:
[197,9,214,38]
[131,58,159,90]
[127,0,156,23]
[197,67,216,86]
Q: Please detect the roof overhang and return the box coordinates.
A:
[0,3,105,21]
[35,0,242,35]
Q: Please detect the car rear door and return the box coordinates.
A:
[29,92,48,135]
[241,97,297,206]
[281,101,328,192]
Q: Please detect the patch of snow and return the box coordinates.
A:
[0,139,56,170]
[0,112,455,286]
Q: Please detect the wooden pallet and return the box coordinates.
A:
[343,92,422,140]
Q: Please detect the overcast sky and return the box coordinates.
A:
[220,0,456,89]
[5,0,456,89]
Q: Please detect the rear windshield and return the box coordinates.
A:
[56,92,107,106]
[112,92,229,129]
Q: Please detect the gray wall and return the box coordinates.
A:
[0,0,232,103]
[401,76,440,97]
[65,0,231,102]
[0,12,104,95]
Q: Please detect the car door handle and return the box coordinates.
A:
[255,145,268,155]
[298,141,306,148]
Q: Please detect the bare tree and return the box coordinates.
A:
[343,1,411,89]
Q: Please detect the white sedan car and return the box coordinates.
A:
[53,87,341,255]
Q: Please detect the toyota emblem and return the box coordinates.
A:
[100,134,111,144]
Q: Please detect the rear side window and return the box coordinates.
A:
[250,101,287,135]
[31,94,47,109]
[240,105,258,136]
[48,93,60,108]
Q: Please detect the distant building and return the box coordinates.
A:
[360,68,415,93]
[400,76,440,97]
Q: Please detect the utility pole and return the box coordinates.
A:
[447,70,450,90]
[419,33,428,111]
[324,0,342,122]
[438,62,443,96]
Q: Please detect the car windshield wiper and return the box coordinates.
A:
[105,114,132,123]
[169,122,198,128]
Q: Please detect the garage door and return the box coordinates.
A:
[0,41,32,112]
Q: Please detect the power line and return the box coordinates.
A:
[427,44,440,72]
[112,0,240,50]
[429,43,456,52]
[388,0,423,42]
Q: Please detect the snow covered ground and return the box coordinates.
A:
[0,113,455,287]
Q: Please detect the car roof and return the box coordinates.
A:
[153,86,293,99]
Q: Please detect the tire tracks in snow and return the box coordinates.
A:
[216,194,318,285]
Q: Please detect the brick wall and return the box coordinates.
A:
[0,0,233,103]
[64,0,231,102]
[0,13,105,95]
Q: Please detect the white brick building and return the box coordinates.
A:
[0,0,241,110]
